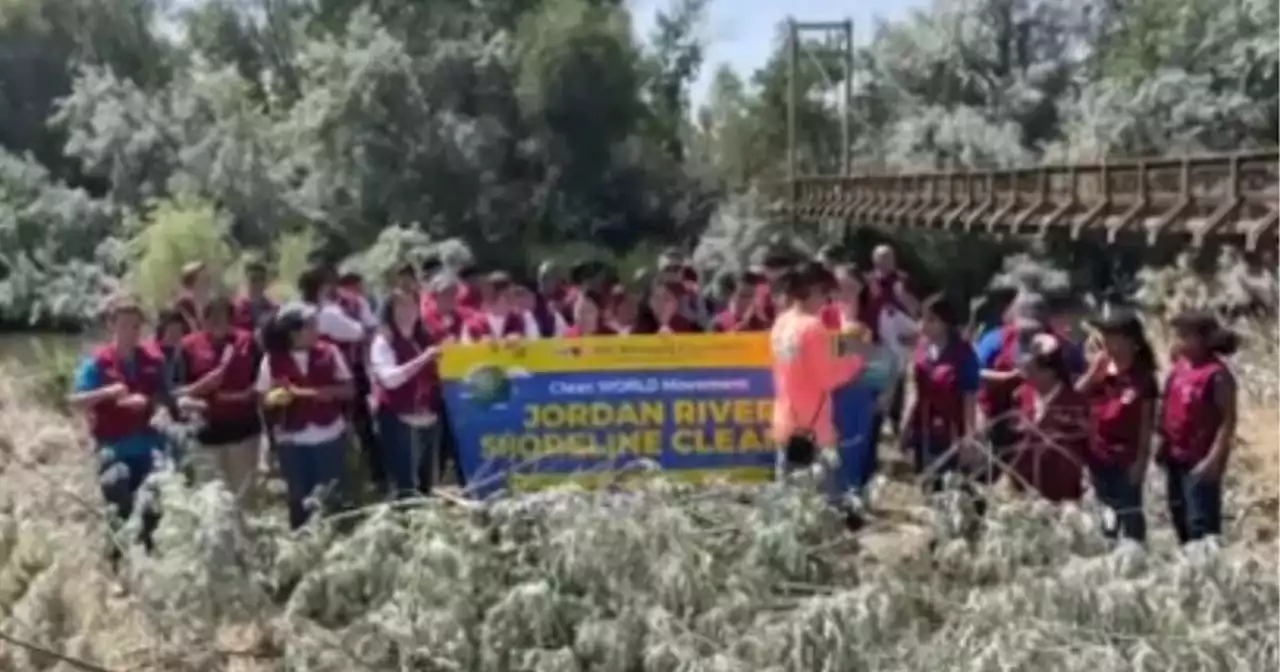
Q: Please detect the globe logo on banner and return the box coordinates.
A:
[464,365,513,408]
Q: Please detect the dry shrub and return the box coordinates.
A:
[0,371,1276,672]
[126,197,237,311]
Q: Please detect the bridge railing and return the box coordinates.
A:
[773,150,1279,251]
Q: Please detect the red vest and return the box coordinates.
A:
[714,304,772,333]
[910,340,970,450]
[752,284,777,324]
[232,294,277,332]
[267,345,344,432]
[1160,357,1229,465]
[181,329,258,423]
[977,326,1022,419]
[1088,367,1156,468]
[373,330,441,416]
[423,307,470,342]
[649,313,700,334]
[463,311,526,341]
[88,343,166,443]
[1011,384,1087,502]
[457,283,482,311]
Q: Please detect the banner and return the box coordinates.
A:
[439,333,885,497]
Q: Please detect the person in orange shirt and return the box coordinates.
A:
[770,261,866,513]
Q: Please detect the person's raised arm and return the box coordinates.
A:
[318,304,365,343]
[357,296,379,329]
[369,333,438,390]
[975,329,1019,382]
[1074,351,1109,394]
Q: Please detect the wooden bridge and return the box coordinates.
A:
[776,150,1279,251]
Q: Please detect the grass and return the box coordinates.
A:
[0,315,1275,672]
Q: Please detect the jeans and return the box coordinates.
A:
[424,407,467,487]
[1091,465,1147,543]
[99,447,160,560]
[376,411,443,498]
[277,437,348,529]
[832,382,878,496]
[1165,462,1223,543]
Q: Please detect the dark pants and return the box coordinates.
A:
[99,447,160,561]
[425,408,467,487]
[1091,465,1147,543]
[349,365,383,486]
[1165,462,1223,543]
[277,437,348,529]
[376,411,443,498]
[913,436,963,493]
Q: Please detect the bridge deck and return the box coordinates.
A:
[777,151,1279,251]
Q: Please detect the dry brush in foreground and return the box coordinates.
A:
[0,372,1276,672]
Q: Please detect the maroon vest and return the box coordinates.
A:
[373,330,441,416]
[910,340,969,449]
[1088,367,1155,468]
[88,343,165,443]
[1160,357,1229,465]
[267,345,344,432]
[181,329,258,423]
[1012,384,1088,502]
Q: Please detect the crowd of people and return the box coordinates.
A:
[66,243,1239,559]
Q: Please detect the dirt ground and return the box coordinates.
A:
[1233,404,1280,543]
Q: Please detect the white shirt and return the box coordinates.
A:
[354,295,378,328]
[460,311,542,344]
[255,347,353,445]
[368,333,437,427]
[316,301,367,343]
[550,311,569,337]
[877,305,919,365]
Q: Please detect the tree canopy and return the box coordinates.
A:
[0,0,1273,325]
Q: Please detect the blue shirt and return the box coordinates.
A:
[74,354,168,458]
[973,327,1086,377]
[975,328,1010,369]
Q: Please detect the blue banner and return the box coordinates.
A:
[439,333,884,497]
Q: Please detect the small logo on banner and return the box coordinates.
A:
[557,345,583,358]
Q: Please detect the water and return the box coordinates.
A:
[0,333,89,373]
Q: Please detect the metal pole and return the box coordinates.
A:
[843,19,854,177]
[787,19,799,232]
